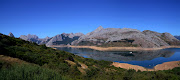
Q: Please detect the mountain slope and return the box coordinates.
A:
[20,33,84,47]
[46,33,84,47]
[72,26,180,48]
[20,34,52,45]
[1,33,180,80]
[18,27,179,48]
[0,33,112,79]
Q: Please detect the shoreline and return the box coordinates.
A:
[49,45,180,71]
[50,45,180,51]
[112,61,180,71]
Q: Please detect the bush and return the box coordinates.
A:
[0,64,65,80]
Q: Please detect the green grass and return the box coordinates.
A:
[0,61,70,80]
[0,33,180,80]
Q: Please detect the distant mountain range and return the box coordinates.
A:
[9,26,180,48]
[19,33,84,47]
[72,26,180,48]
[175,36,180,40]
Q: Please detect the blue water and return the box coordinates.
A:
[57,47,180,68]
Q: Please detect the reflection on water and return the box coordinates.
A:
[56,47,180,68]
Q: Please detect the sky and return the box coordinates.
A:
[0,0,180,38]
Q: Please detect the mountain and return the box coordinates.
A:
[8,32,14,37]
[20,34,39,43]
[20,34,52,45]
[38,36,52,45]
[175,36,180,40]
[19,26,179,48]
[46,33,84,47]
[19,33,84,46]
[72,26,180,48]
[1,33,180,80]
[0,33,111,79]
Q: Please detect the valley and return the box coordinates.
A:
[1,33,180,80]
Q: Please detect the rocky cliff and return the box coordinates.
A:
[72,26,179,48]
[19,26,179,48]
[20,34,40,43]
[19,33,84,47]
[19,34,51,45]
[46,33,84,47]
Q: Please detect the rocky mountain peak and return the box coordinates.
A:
[72,27,180,48]
[74,33,84,36]
[17,26,180,48]
[94,26,104,32]
[27,34,39,39]
[8,32,14,37]
[45,36,50,39]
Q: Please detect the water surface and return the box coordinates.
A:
[57,47,180,68]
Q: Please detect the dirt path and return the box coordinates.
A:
[112,61,180,71]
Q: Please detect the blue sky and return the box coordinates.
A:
[0,0,180,38]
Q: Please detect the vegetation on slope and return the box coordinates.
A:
[78,39,139,47]
[0,61,66,80]
[0,33,180,80]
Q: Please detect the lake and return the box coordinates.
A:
[56,47,180,68]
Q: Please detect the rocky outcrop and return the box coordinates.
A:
[19,26,179,48]
[20,34,44,44]
[72,26,179,48]
[20,34,39,43]
[38,36,52,45]
[8,32,14,37]
[20,34,52,45]
[20,33,84,46]
[46,33,84,47]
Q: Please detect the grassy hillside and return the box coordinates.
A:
[0,33,180,80]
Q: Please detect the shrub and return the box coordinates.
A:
[0,64,65,80]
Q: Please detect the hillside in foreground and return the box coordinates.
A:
[0,33,180,80]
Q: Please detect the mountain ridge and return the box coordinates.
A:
[1,33,180,80]
[72,26,179,48]
[19,32,84,47]
[16,26,180,48]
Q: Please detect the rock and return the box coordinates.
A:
[46,34,63,46]
[18,26,179,48]
[74,33,84,37]
[8,32,14,37]
[20,34,39,43]
[19,34,51,45]
[163,32,179,41]
[72,26,179,48]
[46,33,84,47]
[38,36,52,45]
[20,33,84,46]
